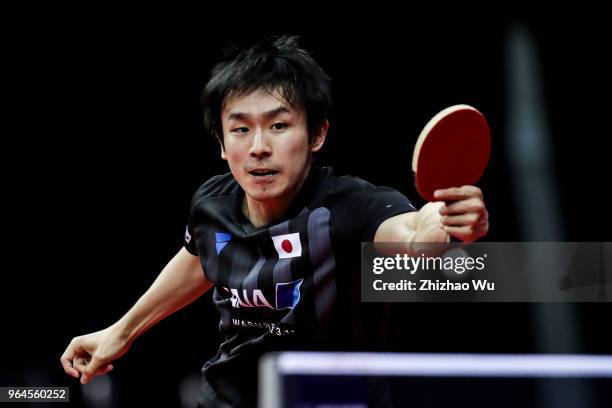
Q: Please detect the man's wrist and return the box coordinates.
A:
[112,319,137,345]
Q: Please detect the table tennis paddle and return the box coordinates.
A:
[412,104,491,202]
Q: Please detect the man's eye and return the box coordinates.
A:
[232,127,249,133]
[271,123,288,130]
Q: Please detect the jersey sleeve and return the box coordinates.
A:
[182,174,231,256]
[338,185,416,242]
[361,186,417,241]
[184,225,198,255]
[184,192,201,256]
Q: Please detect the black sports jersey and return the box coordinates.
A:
[184,165,416,408]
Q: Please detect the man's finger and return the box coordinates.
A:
[81,364,114,385]
[62,363,80,378]
[60,342,82,379]
[82,355,106,384]
[60,354,78,378]
[98,364,114,376]
[434,186,483,201]
[443,225,472,241]
[73,357,89,374]
[440,198,484,216]
[441,213,478,227]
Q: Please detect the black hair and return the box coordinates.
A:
[201,35,333,147]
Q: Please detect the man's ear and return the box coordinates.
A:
[220,140,227,160]
[310,119,329,153]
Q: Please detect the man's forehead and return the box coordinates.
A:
[222,88,298,115]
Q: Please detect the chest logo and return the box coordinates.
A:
[223,278,303,310]
[275,278,303,310]
[271,233,302,259]
[215,232,232,254]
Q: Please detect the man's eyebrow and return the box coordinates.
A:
[262,107,292,120]
[227,107,292,122]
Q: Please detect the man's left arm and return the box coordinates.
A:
[374,185,489,244]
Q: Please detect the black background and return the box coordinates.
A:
[2,8,611,407]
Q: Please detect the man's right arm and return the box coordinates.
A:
[60,247,213,384]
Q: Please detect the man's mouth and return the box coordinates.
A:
[248,169,279,177]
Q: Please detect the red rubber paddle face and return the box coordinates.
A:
[413,105,491,202]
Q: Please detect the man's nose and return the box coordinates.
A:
[249,129,272,158]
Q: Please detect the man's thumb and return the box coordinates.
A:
[81,356,104,384]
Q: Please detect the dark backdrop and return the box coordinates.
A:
[2,10,611,407]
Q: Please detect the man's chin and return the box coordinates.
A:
[244,187,281,202]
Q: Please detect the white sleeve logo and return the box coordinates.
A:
[184,226,192,243]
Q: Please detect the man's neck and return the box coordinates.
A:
[242,197,289,228]
[242,163,312,228]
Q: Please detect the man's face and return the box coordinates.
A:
[220,88,326,204]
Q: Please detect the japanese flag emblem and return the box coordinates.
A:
[271,233,302,259]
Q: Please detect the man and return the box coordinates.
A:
[61,35,488,407]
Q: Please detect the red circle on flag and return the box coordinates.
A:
[281,239,293,253]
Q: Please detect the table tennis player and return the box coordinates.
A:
[60,35,489,408]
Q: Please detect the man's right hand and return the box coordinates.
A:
[60,324,131,384]
[59,248,212,385]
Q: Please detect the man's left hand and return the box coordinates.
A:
[434,185,489,242]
